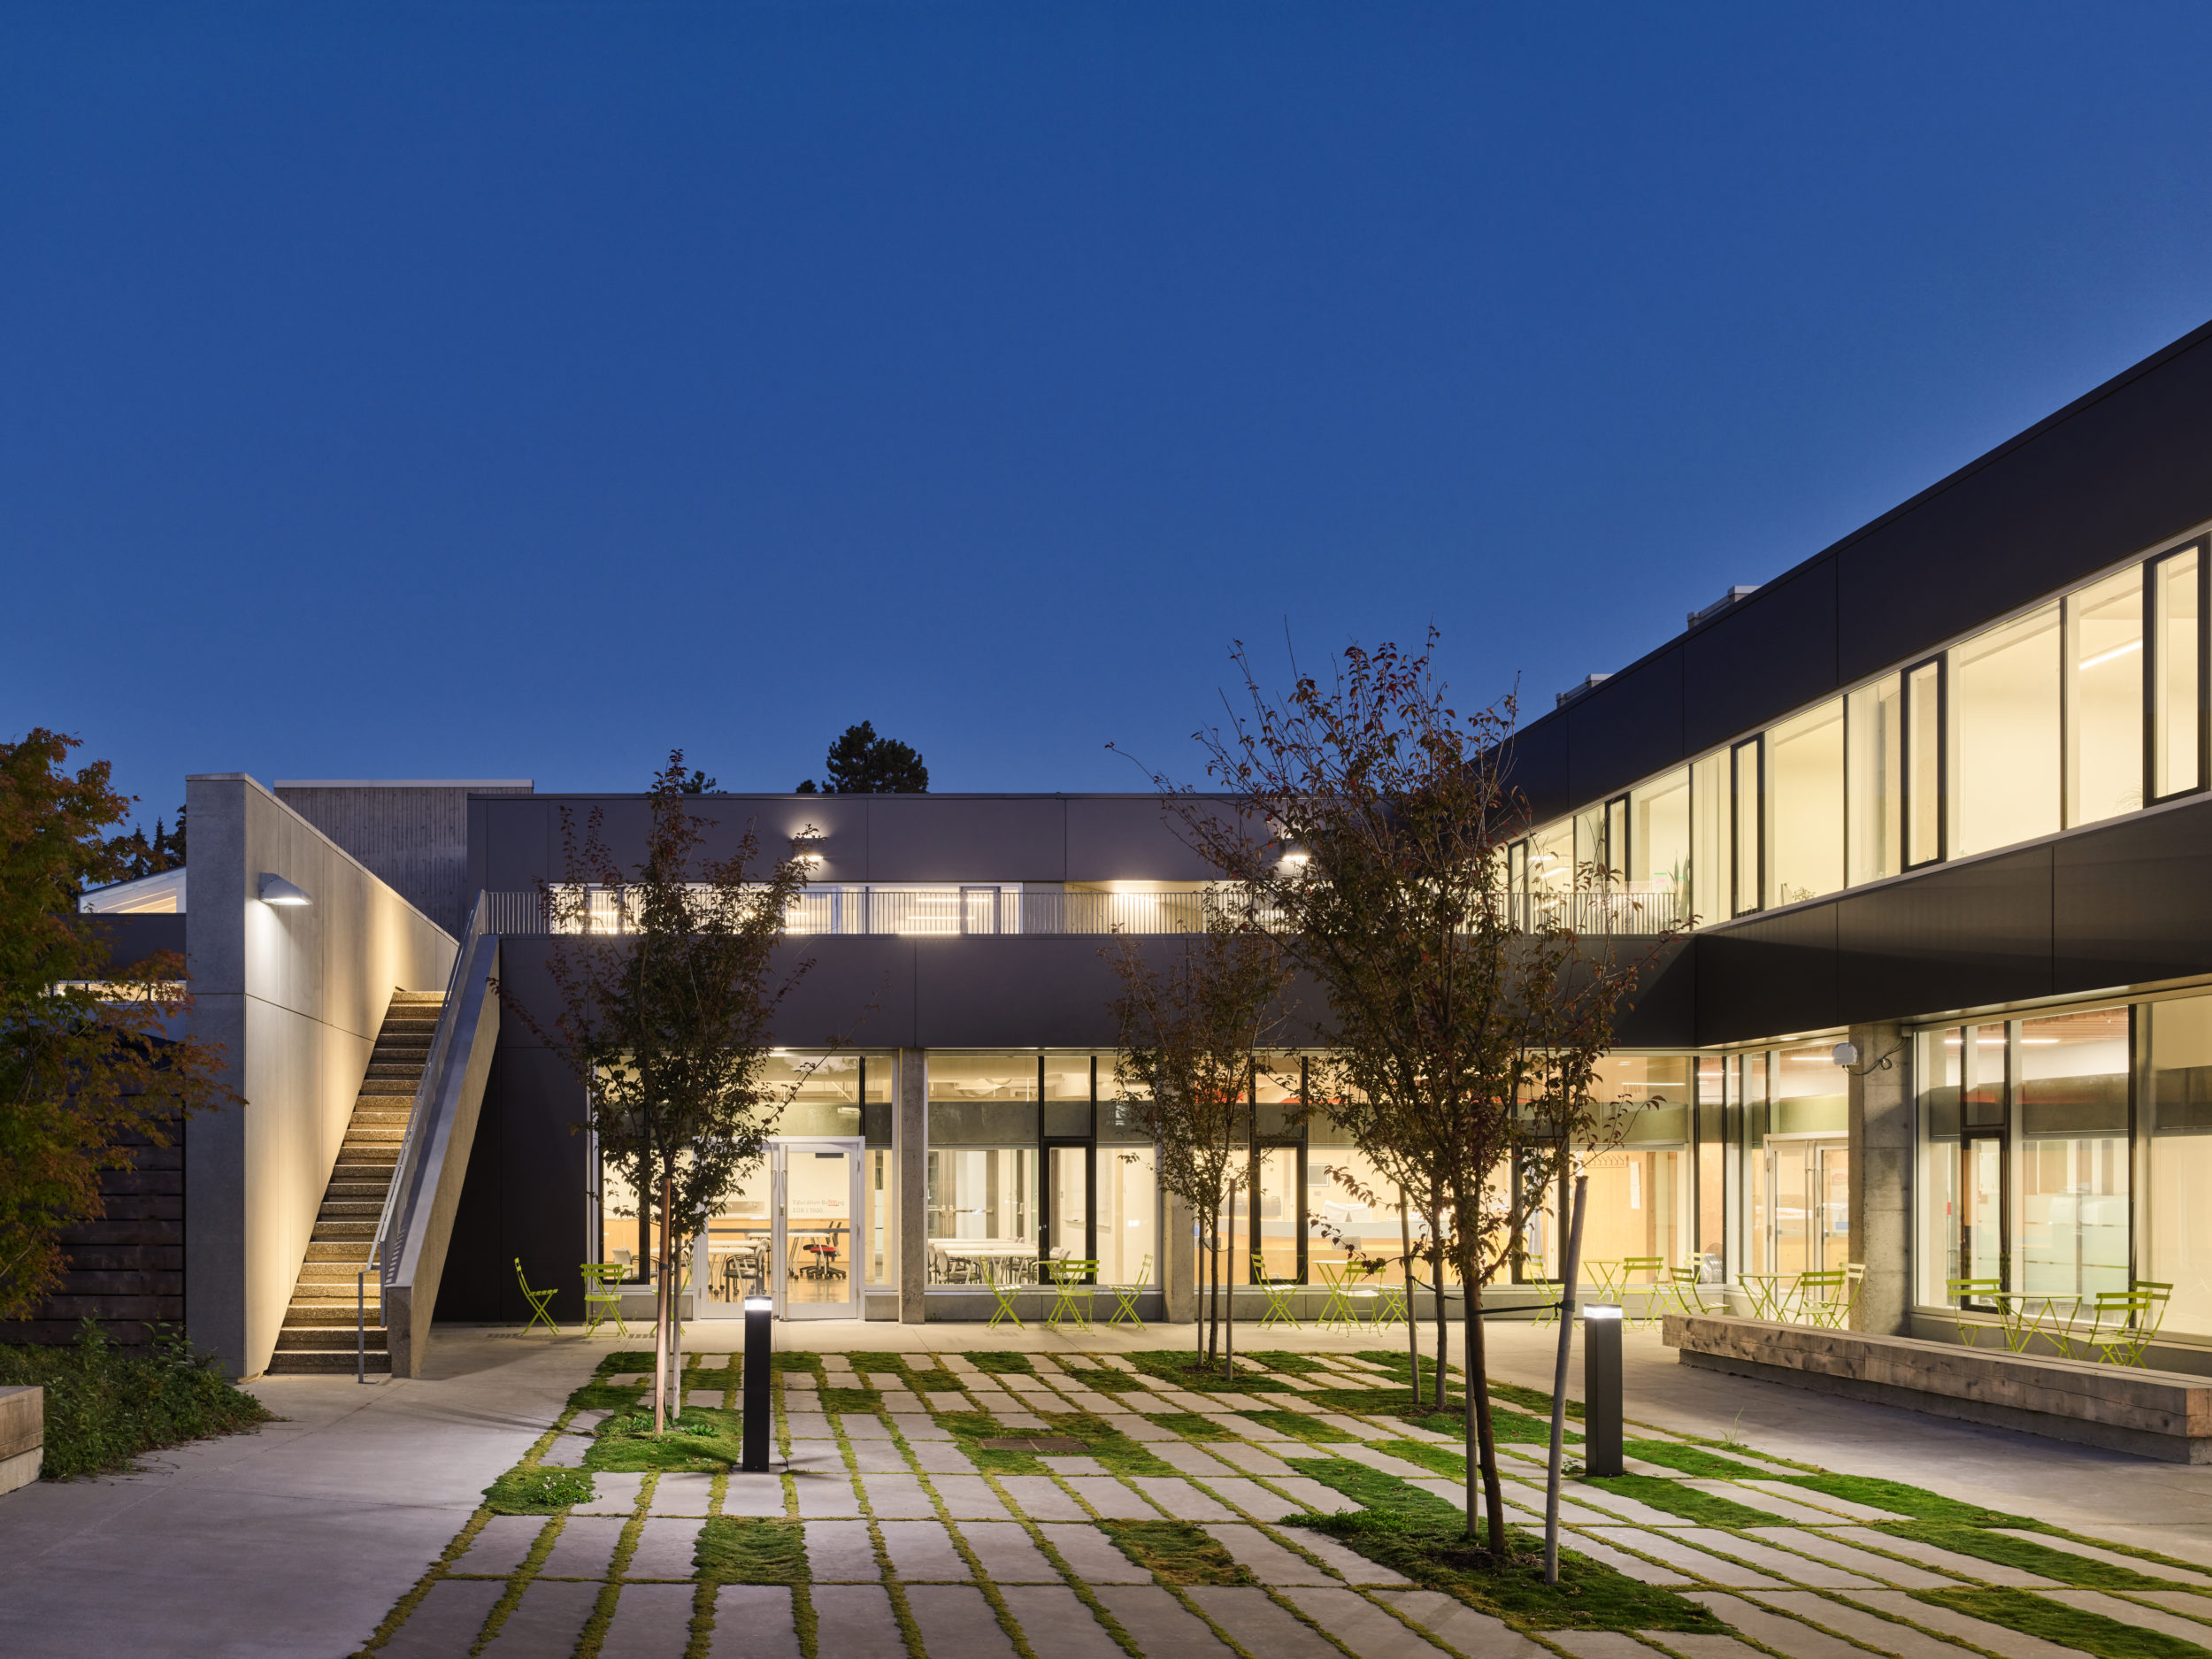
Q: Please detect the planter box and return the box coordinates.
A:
[1663,1313,2212,1463]
[0,1386,42,1494]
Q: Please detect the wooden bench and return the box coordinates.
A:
[1662,1312,2212,1463]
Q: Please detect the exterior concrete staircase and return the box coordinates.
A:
[265,991,444,1374]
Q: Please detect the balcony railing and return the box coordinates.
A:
[484,882,1681,938]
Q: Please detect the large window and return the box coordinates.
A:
[1905,657,1945,867]
[1690,752,1728,927]
[1630,768,1690,926]
[1846,673,1901,885]
[2066,566,2145,826]
[2154,545,2205,800]
[926,1054,1038,1284]
[1731,738,1762,917]
[1951,603,2061,858]
[1765,699,1843,907]
[2016,1009,2130,1302]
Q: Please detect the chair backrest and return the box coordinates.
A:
[1622,1256,1665,1279]
[1947,1276,2001,1300]
[1797,1270,1845,1292]
[1670,1264,1701,1286]
[1844,1262,1866,1286]
[514,1257,535,1293]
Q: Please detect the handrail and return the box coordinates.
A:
[373,890,489,1299]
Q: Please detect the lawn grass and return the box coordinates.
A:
[0,1325,273,1479]
[695,1517,810,1584]
[584,1407,745,1471]
[1368,1438,1468,1477]
[1100,1519,1254,1585]
[821,1386,881,1414]
[1286,1456,1723,1633]
[965,1351,1033,1374]
[851,1355,905,1373]
[1583,1474,1778,1529]
[1913,1588,2212,1659]
[905,1368,961,1393]
[1621,1440,1772,1479]
[1876,1524,2185,1588]
[1033,1411,1179,1476]
[483,1466,595,1514]
[1237,1409,1356,1442]
[1056,1363,1145,1393]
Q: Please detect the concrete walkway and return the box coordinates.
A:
[0,1331,598,1659]
[9,1316,2212,1655]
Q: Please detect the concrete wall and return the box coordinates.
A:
[184,774,457,1378]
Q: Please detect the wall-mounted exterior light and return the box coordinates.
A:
[259,874,311,906]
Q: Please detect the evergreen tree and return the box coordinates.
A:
[796,721,928,794]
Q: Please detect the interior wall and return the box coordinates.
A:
[184,774,457,1378]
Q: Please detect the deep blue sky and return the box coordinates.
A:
[10,5,2212,825]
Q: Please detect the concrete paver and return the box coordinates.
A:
[599,1581,697,1657]
[706,1585,800,1659]
[1189,1584,1356,1659]
[996,1474,1088,1520]
[810,1583,907,1659]
[906,1582,1018,1658]
[1371,1589,1542,1658]
[1843,1590,2085,1659]
[378,1579,504,1657]
[1749,1591,1988,1659]
[1684,1593,1883,1659]
[2041,1588,2212,1645]
[1202,1522,1340,1585]
[1742,1527,1956,1587]
[482,1578,601,1653]
[1582,1525,1787,1587]
[540,1515,627,1578]
[1818,1528,2054,1586]
[1094,1583,1237,1658]
[1282,1586,1455,1657]
[623,1517,703,1578]
[453,1515,552,1576]
[880,1517,969,1579]
[1039,1521,1154,1582]
[1989,1529,2212,1586]
[999,1584,1128,1659]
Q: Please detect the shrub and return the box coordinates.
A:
[0,1321,272,1479]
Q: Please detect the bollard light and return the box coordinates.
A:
[741,1296,773,1472]
[1583,1303,1624,1477]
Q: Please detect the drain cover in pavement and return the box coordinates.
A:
[979,1436,1090,1454]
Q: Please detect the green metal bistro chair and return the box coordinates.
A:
[1107,1256,1152,1328]
[1794,1269,1855,1329]
[2082,1283,2171,1367]
[1618,1256,1669,1327]
[987,1278,1025,1330]
[1524,1275,1560,1328]
[1047,1259,1098,1332]
[1372,1279,1409,1332]
[1946,1277,2004,1347]
[515,1258,561,1335]
[1251,1253,1302,1330]
[1667,1263,1712,1316]
[580,1262,630,1338]
[1315,1260,1381,1333]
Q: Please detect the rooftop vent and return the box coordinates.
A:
[1555,673,1613,710]
[1688,586,1761,628]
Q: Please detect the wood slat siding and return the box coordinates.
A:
[0,1121,183,1347]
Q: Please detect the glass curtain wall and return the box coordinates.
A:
[1581,1056,1691,1280]
[2154,546,2204,800]
[1694,1056,1726,1281]
[1690,753,1728,928]
[1630,767,1691,927]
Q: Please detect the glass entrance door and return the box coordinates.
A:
[1043,1144,1091,1269]
[697,1139,864,1320]
[1762,1138,1849,1277]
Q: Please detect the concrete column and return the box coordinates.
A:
[898,1048,927,1324]
[1847,1020,1912,1334]
[1164,1191,1196,1323]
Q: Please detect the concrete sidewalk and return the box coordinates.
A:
[0,1331,600,1659]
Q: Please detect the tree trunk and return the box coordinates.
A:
[650,1165,670,1436]
[1431,1219,1449,1411]
[1400,1199,1421,1402]
[1225,1185,1236,1378]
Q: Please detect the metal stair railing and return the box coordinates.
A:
[359,891,489,1381]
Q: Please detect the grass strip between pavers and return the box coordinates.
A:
[1621,1439,1776,1479]
[1100,1519,1255,1585]
[1788,1475,2030,1525]
[695,1516,810,1584]
[965,1350,1034,1374]
[1285,1455,1723,1632]
[1237,1408,1357,1441]
[585,1407,746,1471]
[1876,1524,2190,1589]
[1583,1473,1778,1530]
[1124,1349,1293,1391]
[1913,1588,2212,1659]
[1149,1411,1237,1441]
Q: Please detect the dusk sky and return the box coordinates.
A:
[11,5,2212,825]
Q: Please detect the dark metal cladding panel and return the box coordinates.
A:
[1564,646,1686,810]
[1694,903,1839,1047]
[1611,938,1696,1048]
[1682,557,1840,757]
[2054,798,2212,989]
[1833,845,2055,1025]
[1839,331,2212,686]
[1501,720,1571,827]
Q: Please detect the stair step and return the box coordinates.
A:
[266,1350,391,1375]
[307,1243,373,1263]
[319,1206,384,1223]
[277,1323,388,1347]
